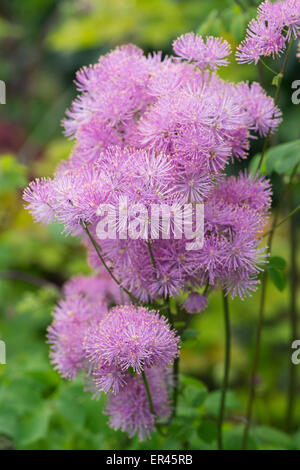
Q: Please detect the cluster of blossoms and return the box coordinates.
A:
[24,25,279,438]
[236,0,300,64]
[24,36,276,305]
[48,274,179,439]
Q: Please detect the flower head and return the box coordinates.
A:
[173,33,231,70]
[236,0,300,64]
[183,292,208,314]
[105,367,171,440]
[84,305,180,379]
[48,295,106,379]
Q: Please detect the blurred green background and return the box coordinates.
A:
[0,0,299,450]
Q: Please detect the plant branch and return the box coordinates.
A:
[81,221,139,304]
[147,240,158,272]
[260,58,278,75]
[142,370,155,415]
[218,291,231,450]
[263,204,300,238]
[242,164,298,449]
[256,39,293,175]
[285,190,298,432]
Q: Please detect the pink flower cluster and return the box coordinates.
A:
[24,37,277,304]
[23,32,280,439]
[236,0,300,64]
[48,277,179,440]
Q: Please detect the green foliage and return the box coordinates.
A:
[267,256,287,291]
[0,154,27,194]
[0,0,299,451]
[266,140,300,176]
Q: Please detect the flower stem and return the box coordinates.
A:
[172,357,179,419]
[256,39,293,175]
[285,190,298,432]
[147,240,158,272]
[217,291,231,450]
[263,204,300,237]
[81,222,139,304]
[142,370,155,415]
[242,165,299,449]
[260,58,278,75]
[241,272,267,450]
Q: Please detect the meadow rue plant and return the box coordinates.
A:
[24,0,300,444]
[236,0,300,64]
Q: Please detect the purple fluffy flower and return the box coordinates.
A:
[237,18,286,64]
[23,178,55,225]
[183,293,208,314]
[105,367,171,440]
[173,33,231,70]
[237,0,300,64]
[48,295,107,379]
[84,305,179,391]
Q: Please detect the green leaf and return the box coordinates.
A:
[223,427,257,450]
[268,256,287,270]
[54,396,86,427]
[267,267,286,291]
[253,426,292,450]
[178,375,207,414]
[266,140,300,175]
[248,153,267,175]
[272,73,283,87]
[17,404,51,447]
[0,407,18,439]
[198,419,218,444]
[204,390,241,418]
[181,329,199,341]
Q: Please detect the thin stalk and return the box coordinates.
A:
[172,357,179,419]
[260,58,278,75]
[142,370,155,415]
[217,292,231,450]
[263,204,300,237]
[81,222,139,304]
[256,39,293,175]
[242,165,299,448]
[242,42,294,448]
[241,273,267,449]
[142,370,166,436]
[285,190,298,432]
[147,240,158,272]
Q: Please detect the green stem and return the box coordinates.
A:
[260,58,278,75]
[285,190,298,432]
[256,39,293,175]
[242,42,294,448]
[172,357,179,419]
[263,204,300,237]
[142,370,155,415]
[81,222,139,304]
[217,292,231,450]
[241,272,267,450]
[147,240,158,272]
[242,165,299,449]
